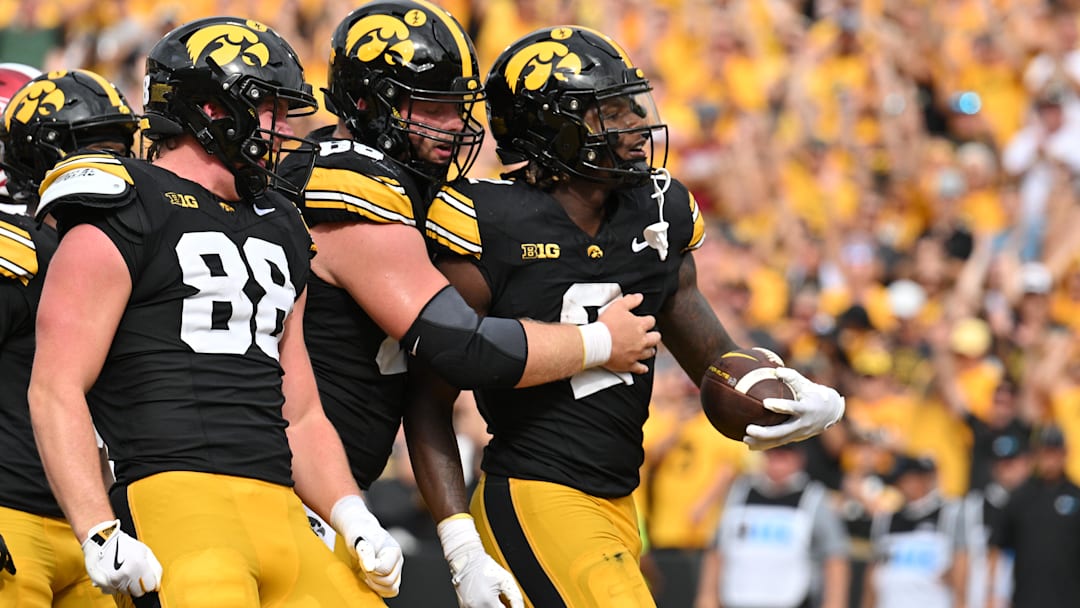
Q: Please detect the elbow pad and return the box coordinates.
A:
[403,286,527,389]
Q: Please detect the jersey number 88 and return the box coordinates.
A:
[176,231,295,360]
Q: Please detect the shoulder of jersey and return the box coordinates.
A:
[671,177,706,252]
[0,213,39,285]
[300,139,418,227]
[36,152,137,221]
[425,177,522,258]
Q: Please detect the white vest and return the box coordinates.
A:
[962,489,1014,608]
[870,499,960,608]
[718,478,824,608]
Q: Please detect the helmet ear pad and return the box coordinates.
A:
[517,92,590,170]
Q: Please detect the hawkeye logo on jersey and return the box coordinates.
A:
[6,79,64,130]
[505,37,582,93]
[186,22,270,69]
[521,243,560,260]
[165,192,199,209]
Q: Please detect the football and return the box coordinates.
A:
[699,348,794,441]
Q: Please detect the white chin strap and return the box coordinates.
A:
[642,167,671,260]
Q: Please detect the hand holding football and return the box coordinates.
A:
[699,348,793,441]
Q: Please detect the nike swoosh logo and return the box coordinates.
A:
[409,337,420,356]
[631,238,649,253]
[253,205,275,216]
[113,539,125,570]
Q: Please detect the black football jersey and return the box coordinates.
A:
[38,152,314,488]
[425,176,706,497]
[0,211,61,516]
[279,127,434,489]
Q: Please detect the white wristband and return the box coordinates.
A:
[437,514,482,561]
[578,322,612,369]
[330,494,371,537]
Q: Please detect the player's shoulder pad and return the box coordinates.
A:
[425,177,513,258]
[0,216,38,285]
[302,139,415,226]
[36,152,136,221]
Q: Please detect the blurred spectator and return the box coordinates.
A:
[836,426,902,608]
[862,455,968,608]
[697,443,849,608]
[639,353,750,608]
[1023,328,1080,484]
[947,32,1026,149]
[988,425,1080,608]
[932,316,1005,424]
[952,379,1034,492]
[1001,82,1080,261]
[0,0,63,68]
[882,279,935,394]
[962,429,1033,608]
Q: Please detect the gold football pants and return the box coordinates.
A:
[0,504,115,607]
[115,471,384,607]
[471,474,655,608]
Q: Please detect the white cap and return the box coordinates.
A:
[1020,262,1053,295]
[887,279,927,320]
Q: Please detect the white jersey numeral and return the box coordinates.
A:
[318,139,384,161]
[176,232,295,360]
[560,283,634,399]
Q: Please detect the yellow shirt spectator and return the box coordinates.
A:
[1050,384,1080,484]
[639,407,750,549]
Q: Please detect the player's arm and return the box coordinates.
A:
[28,222,161,595]
[402,256,523,607]
[281,287,365,515]
[658,252,844,449]
[402,255,485,522]
[656,252,740,380]
[280,287,402,597]
[28,223,126,541]
[311,220,657,389]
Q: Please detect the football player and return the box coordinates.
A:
[277,3,657,607]
[0,62,43,214]
[1,67,136,606]
[27,18,399,606]
[407,26,847,607]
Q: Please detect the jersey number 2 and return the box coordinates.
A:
[176,232,294,360]
[561,283,634,399]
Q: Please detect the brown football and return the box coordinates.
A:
[699,348,794,441]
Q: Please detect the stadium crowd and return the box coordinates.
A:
[2,0,1080,606]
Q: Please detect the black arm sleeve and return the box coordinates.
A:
[402,285,527,389]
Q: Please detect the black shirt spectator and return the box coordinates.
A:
[989,425,1080,608]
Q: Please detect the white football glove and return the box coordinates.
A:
[330,495,404,598]
[81,519,162,596]
[744,367,845,450]
[438,515,523,608]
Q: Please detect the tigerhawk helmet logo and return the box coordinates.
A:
[186,22,270,69]
[346,11,428,67]
[505,40,582,93]
[6,77,65,130]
